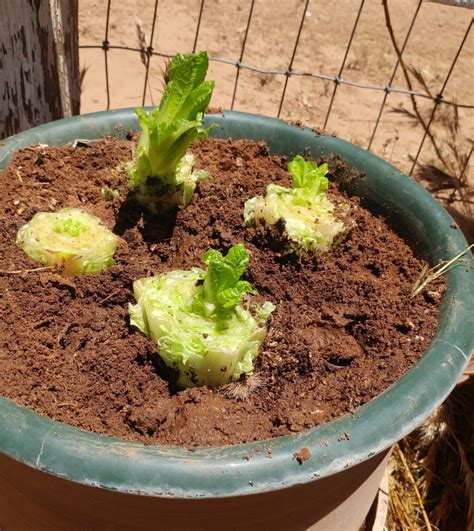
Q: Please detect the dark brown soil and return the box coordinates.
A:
[0,137,444,447]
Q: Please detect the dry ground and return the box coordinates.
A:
[78,0,473,187]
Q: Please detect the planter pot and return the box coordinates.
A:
[0,110,472,531]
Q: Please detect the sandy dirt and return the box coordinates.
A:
[78,0,473,179]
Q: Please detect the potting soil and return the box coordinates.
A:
[0,137,443,446]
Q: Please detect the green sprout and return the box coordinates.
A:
[244,155,351,255]
[16,207,118,275]
[129,244,275,388]
[101,186,120,201]
[127,51,215,212]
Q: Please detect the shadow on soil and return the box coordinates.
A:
[113,193,178,244]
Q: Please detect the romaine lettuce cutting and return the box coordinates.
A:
[244,155,351,254]
[16,207,118,275]
[127,51,215,212]
[129,244,275,388]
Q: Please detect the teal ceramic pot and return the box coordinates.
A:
[0,110,472,531]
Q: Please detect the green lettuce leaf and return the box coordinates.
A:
[202,244,257,309]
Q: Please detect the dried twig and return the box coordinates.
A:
[99,289,121,304]
[411,245,473,297]
[423,381,474,529]
[0,266,54,275]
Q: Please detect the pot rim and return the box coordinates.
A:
[0,109,472,498]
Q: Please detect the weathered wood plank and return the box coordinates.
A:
[0,0,79,139]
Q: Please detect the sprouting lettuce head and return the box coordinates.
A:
[16,207,118,275]
[129,244,275,388]
[127,51,215,212]
[243,155,351,255]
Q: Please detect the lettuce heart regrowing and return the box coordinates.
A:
[16,207,118,275]
[129,244,275,388]
[244,155,352,255]
[127,51,215,212]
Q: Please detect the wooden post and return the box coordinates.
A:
[0,0,80,139]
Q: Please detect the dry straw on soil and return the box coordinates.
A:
[386,376,474,531]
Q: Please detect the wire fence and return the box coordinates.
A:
[79,0,473,177]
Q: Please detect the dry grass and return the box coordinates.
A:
[386,377,474,530]
[411,244,473,297]
[79,64,90,95]
[135,17,147,69]
[220,373,265,401]
[382,0,473,235]
[391,96,473,218]
[388,66,473,242]
[135,17,171,104]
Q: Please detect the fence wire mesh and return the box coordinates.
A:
[78,0,473,180]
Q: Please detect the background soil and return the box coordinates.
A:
[0,137,444,446]
[78,0,474,184]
